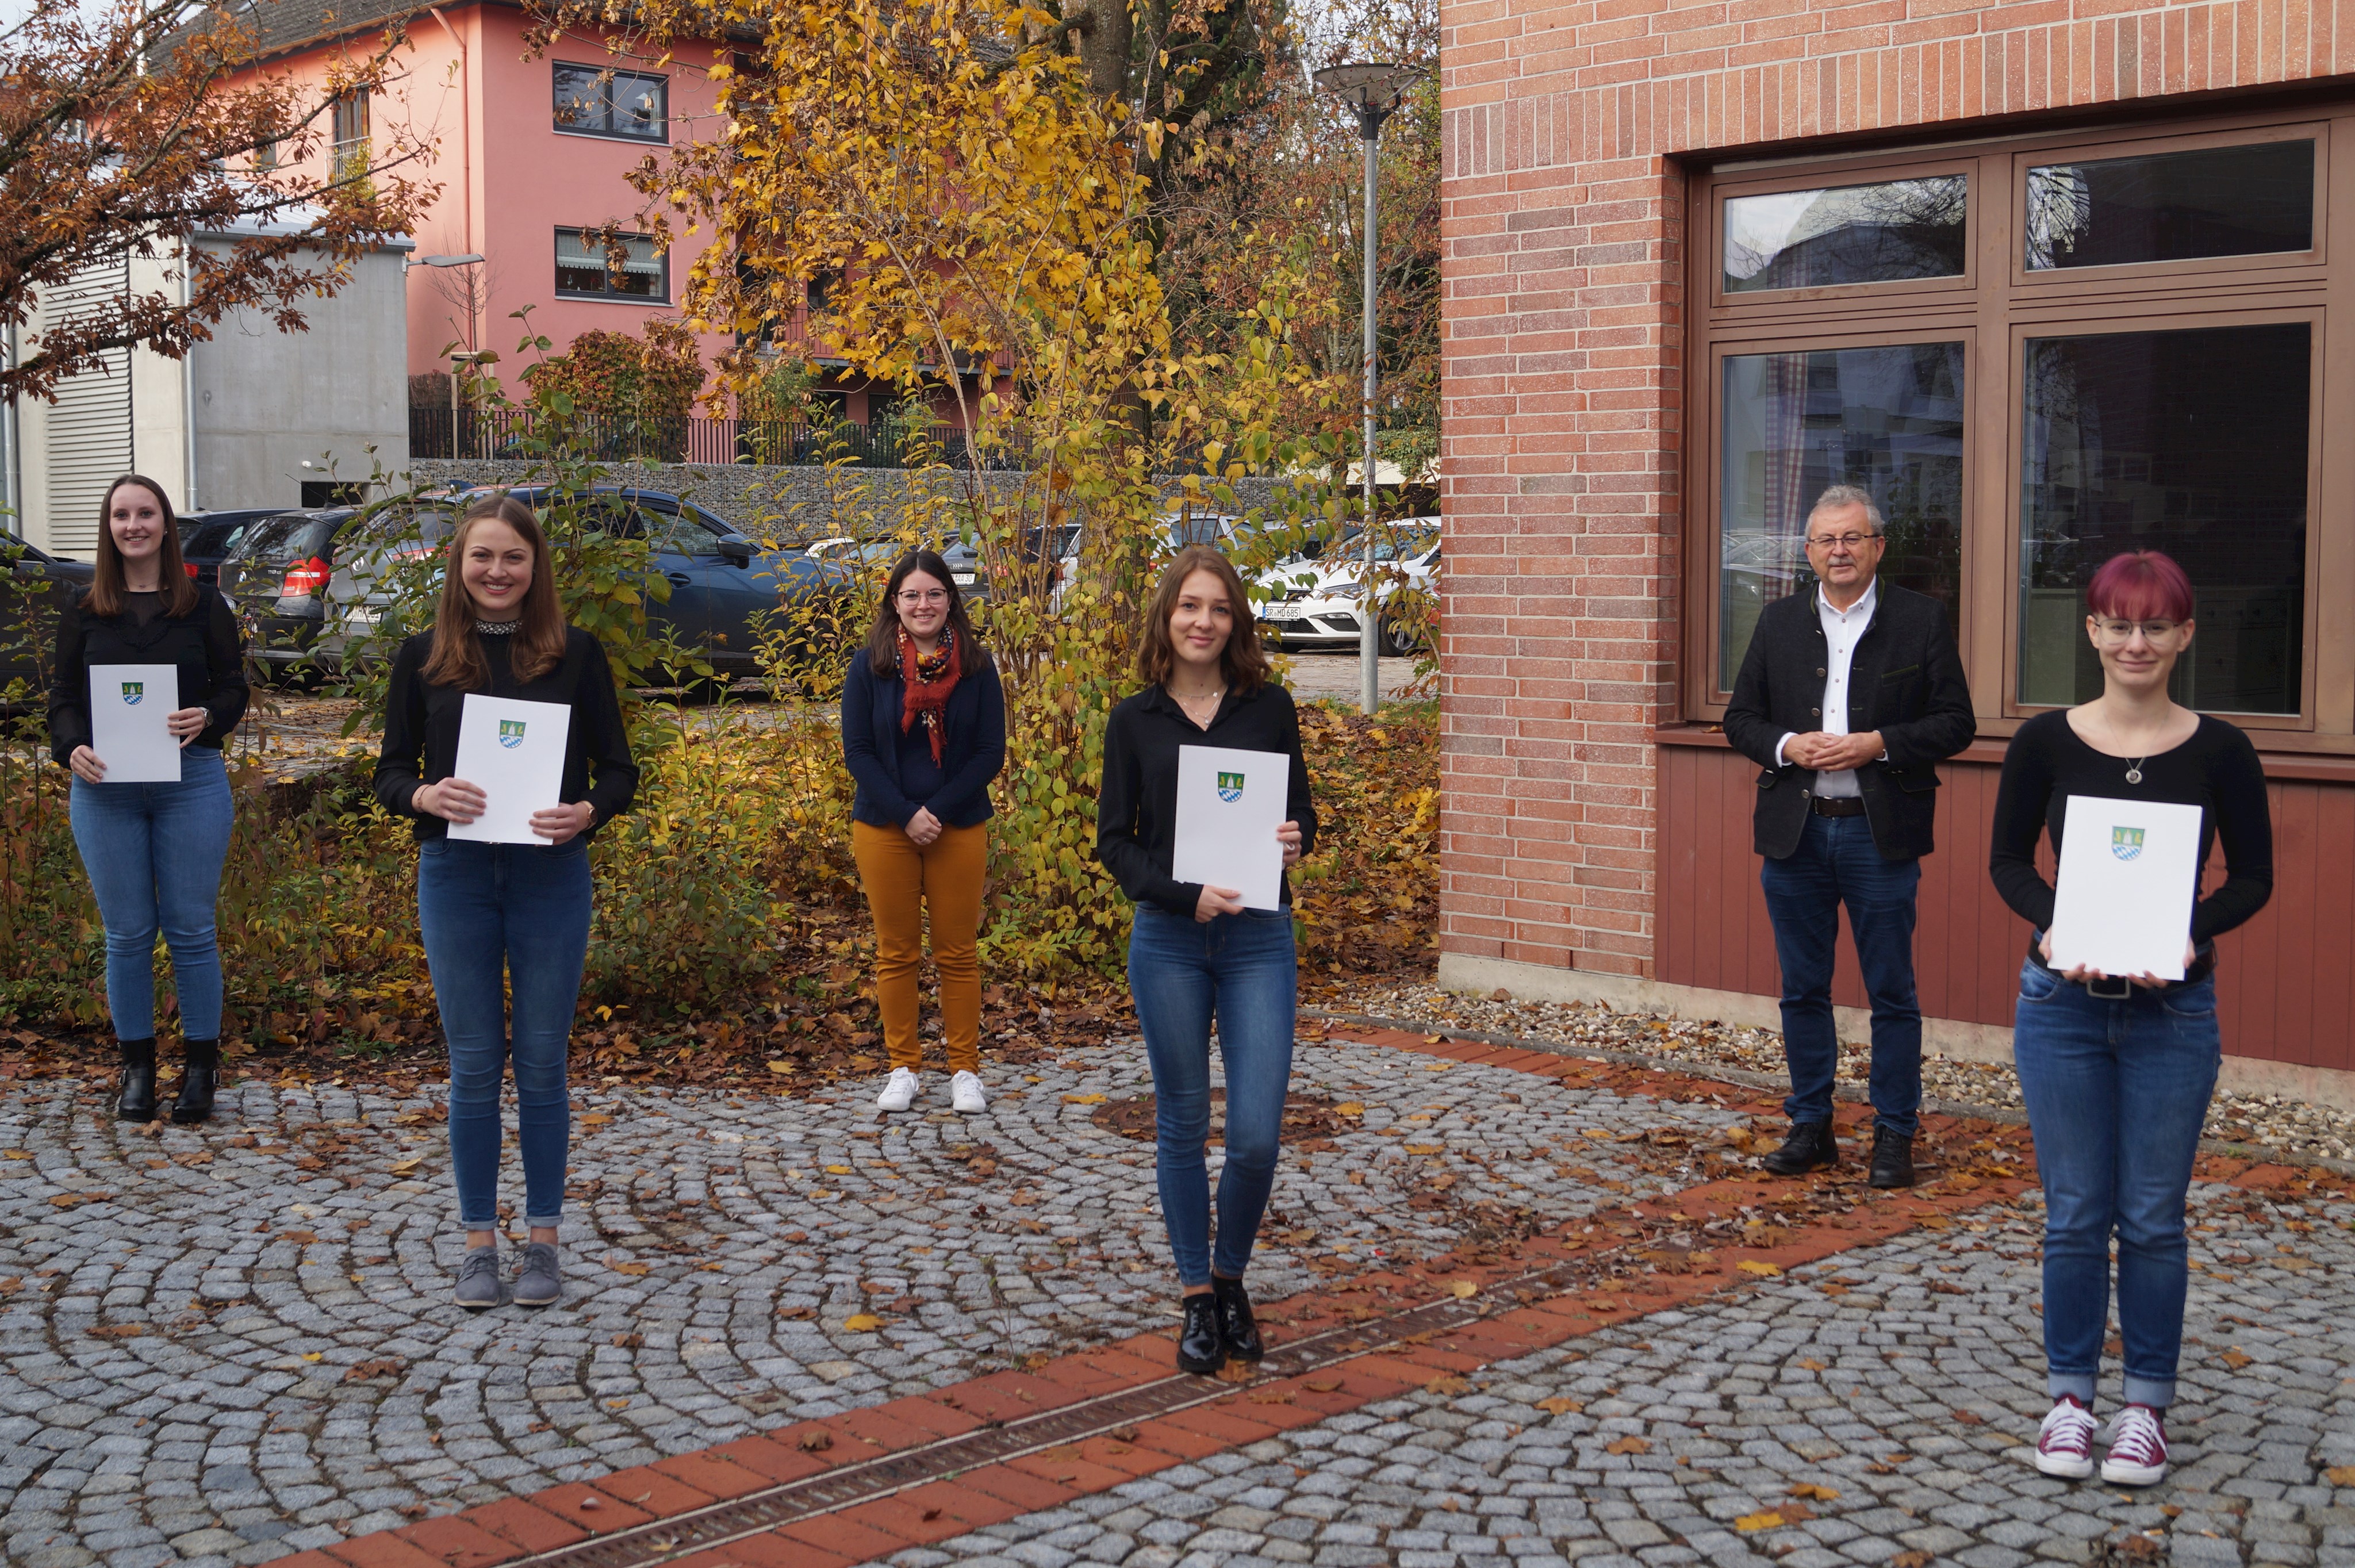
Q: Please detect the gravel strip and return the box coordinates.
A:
[1330,980,2355,1167]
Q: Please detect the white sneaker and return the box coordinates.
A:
[950,1071,987,1114]
[2033,1394,2097,1479]
[2099,1403,2169,1486]
[876,1067,920,1113]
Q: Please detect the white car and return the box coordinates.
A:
[1259,530,1439,654]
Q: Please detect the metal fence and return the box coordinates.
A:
[407,408,1029,470]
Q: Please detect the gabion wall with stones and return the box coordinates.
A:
[401,460,1295,539]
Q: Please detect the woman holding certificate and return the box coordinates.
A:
[842,549,1006,1115]
[1097,544,1315,1377]
[374,494,638,1311]
[47,475,247,1126]
[1989,549,2272,1488]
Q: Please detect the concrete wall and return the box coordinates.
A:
[191,241,411,512]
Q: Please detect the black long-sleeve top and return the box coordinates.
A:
[372,627,639,842]
[48,589,248,768]
[1989,708,2273,949]
[1096,681,1318,917]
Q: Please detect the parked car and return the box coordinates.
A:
[214,505,387,682]
[1259,527,1440,654]
[0,537,94,707]
[177,508,288,589]
[330,486,857,685]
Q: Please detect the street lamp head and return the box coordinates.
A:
[408,252,486,269]
[1312,60,1426,111]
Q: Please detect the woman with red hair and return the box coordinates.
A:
[1989,549,2273,1488]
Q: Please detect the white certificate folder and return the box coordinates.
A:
[1170,745,1289,911]
[447,695,572,844]
[87,664,182,782]
[2047,795,2204,981]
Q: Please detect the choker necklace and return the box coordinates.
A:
[475,619,520,635]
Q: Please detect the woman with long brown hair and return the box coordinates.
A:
[47,475,247,1124]
[841,548,1006,1114]
[373,493,638,1310]
[1096,544,1315,1376]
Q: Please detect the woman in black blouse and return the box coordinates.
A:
[1990,550,2272,1490]
[373,494,638,1311]
[1098,544,1316,1377]
[48,475,246,1125]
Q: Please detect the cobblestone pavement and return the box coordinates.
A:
[0,1037,1742,1567]
[865,1175,2355,1567]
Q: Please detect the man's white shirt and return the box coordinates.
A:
[1775,579,1879,799]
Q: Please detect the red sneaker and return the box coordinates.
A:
[2034,1394,2097,1479]
[2100,1403,2168,1486]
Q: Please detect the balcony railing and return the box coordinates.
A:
[407,408,1029,469]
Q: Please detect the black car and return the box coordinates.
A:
[214,507,374,683]
[355,485,857,684]
[0,537,95,708]
[178,508,288,590]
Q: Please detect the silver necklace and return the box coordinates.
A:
[475,619,520,635]
[2125,756,2146,785]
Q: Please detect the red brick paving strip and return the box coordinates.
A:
[287,1025,2341,1568]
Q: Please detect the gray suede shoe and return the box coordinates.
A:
[455,1245,503,1310]
[514,1242,561,1308]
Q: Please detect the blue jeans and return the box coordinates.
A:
[2013,957,2219,1409]
[68,747,234,1041]
[1129,906,1298,1287]
[1758,812,1923,1137]
[417,837,594,1229]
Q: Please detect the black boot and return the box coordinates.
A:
[1867,1125,1916,1189]
[1761,1120,1839,1175]
[1176,1292,1226,1375]
[170,1040,219,1125]
[115,1039,157,1122]
[1211,1275,1263,1363]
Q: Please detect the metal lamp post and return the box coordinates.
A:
[1313,60,1426,715]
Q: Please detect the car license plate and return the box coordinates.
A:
[1263,605,1305,621]
[347,607,382,624]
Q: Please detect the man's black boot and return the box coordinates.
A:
[1868,1125,1916,1189]
[1761,1120,1838,1175]
[115,1038,158,1122]
[1211,1274,1263,1363]
[1176,1293,1226,1375]
[170,1040,219,1125]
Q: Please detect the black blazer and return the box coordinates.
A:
[1722,581,1975,861]
[840,653,1006,829]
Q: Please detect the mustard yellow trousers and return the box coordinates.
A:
[850,820,986,1074]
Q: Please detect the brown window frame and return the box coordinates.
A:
[1683,101,2355,753]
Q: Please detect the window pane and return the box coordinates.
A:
[2018,323,2308,714]
[2024,140,2314,270]
[1719,343,1965,689]
[1723,177,1967,293]
[554,64,604,132]
[555,232,607,296]
[613,75,665,139]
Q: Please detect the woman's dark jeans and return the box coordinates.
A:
[1129,906,1298,1287]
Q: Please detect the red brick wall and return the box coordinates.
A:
[1436,0,2355,977]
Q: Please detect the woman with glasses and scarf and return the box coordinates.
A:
[842,549,1006,1115]
[1992,549,2272,1489]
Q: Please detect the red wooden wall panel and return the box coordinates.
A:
[1656,744,2355,1074]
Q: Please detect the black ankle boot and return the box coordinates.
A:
[1211,1275,1262,1362]
[170,1042,218,1125]
[1867,1125,1916,1189]
[1176,1293,1226,1375]
[1761,1119,1839,1175]
[115,1039,157,1122]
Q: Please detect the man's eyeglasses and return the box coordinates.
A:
[1805,532,1881,551]
[896,589,950,607]
[2093,618,2183,643]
